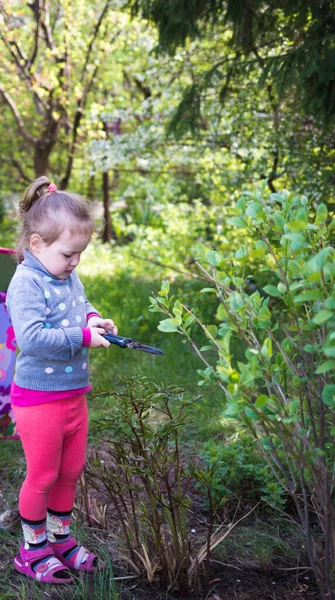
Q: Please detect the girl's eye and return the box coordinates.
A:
[63,254,72,258]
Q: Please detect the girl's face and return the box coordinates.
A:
[30,228,92,279]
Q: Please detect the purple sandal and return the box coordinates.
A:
[14,543,74,584]
[49,536,104,572]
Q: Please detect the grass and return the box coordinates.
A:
[213,518,306,568]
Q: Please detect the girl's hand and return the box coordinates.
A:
[88,327,111,348]
[87,316,118,335]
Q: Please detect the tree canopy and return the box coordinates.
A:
[127,0,335,125]
[0,1,123,186]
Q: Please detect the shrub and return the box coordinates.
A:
[150,183,335,600]
[200,437,287,510]
[85,376,239,596]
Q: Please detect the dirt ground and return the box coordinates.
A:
[120,567,320,600]
[0,441,322,600]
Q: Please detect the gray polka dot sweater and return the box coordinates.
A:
[6,250,98,391]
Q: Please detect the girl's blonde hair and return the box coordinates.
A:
[16,176,94,262]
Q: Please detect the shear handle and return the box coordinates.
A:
[103,334,133,348]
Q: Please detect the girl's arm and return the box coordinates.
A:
[7,276,83,359]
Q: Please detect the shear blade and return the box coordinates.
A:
[130,342,164,355]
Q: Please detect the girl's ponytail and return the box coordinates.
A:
[15,176,94,263]
[19,176,51,214]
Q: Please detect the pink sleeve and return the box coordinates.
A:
[87,312,101,322]
[81,327,92,347]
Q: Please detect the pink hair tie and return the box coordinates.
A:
[48,182,57,193]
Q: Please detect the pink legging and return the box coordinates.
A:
[12,395,88,521]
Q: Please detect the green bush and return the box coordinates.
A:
[150,182,335,600]
[200,437,287,509]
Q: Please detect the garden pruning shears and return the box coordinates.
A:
[103,334,164,355]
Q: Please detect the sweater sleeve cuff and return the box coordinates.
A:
[81,327,91,347]
[87,312,101,322]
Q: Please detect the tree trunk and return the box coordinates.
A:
[102,170,112,243]
[34,139,56,177]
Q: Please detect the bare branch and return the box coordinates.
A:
[10,157,31,183]
[40,0,57,51]
[61,18,123,188]
[81,0,111,80]
[0,84,37,144]
[0,10,47,111]
[27,1,41,67]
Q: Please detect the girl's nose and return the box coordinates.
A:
[70,254,80,267]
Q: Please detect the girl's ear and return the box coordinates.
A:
[29,234,45,253]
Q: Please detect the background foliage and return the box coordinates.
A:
[0,2,334,599]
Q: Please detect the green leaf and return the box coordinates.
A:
[308,248,332,271]
[223,402,243,417]
[255,395,269,408]
[304,344,318,353]
[277,283,286,295]
[325,297,335,310]
[261,337,272,359]
[315,360,335,374]
[173,300,183,316]
[315,203,328,224]
[184,315,195,328]
[322,344,335,358]
[312,309,333,325]
[245,201,264,219]
[322,385,335,407]
[293,290,322,303]
[158,318,179,333]
[200,287,216,293]
[206,325,218,339]
[227,217,246,228]
[206,250,222,266]
[269,193,284,204]
[236,196,246,211]
[235,247,248,260]
[160,280,170,296]
[263,285,282,297]
[272,212,285,229]
[286,220,307,232]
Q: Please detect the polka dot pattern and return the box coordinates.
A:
[20,263,92,390]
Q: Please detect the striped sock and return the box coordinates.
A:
[20,515,49,573]
[20,514,70,579]
[47,508,90,566]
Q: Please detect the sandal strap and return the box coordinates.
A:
[35,556,69,582]
[74,546,90,569]
[21,544,54,564]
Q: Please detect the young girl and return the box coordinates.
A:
[6,176,118,584]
